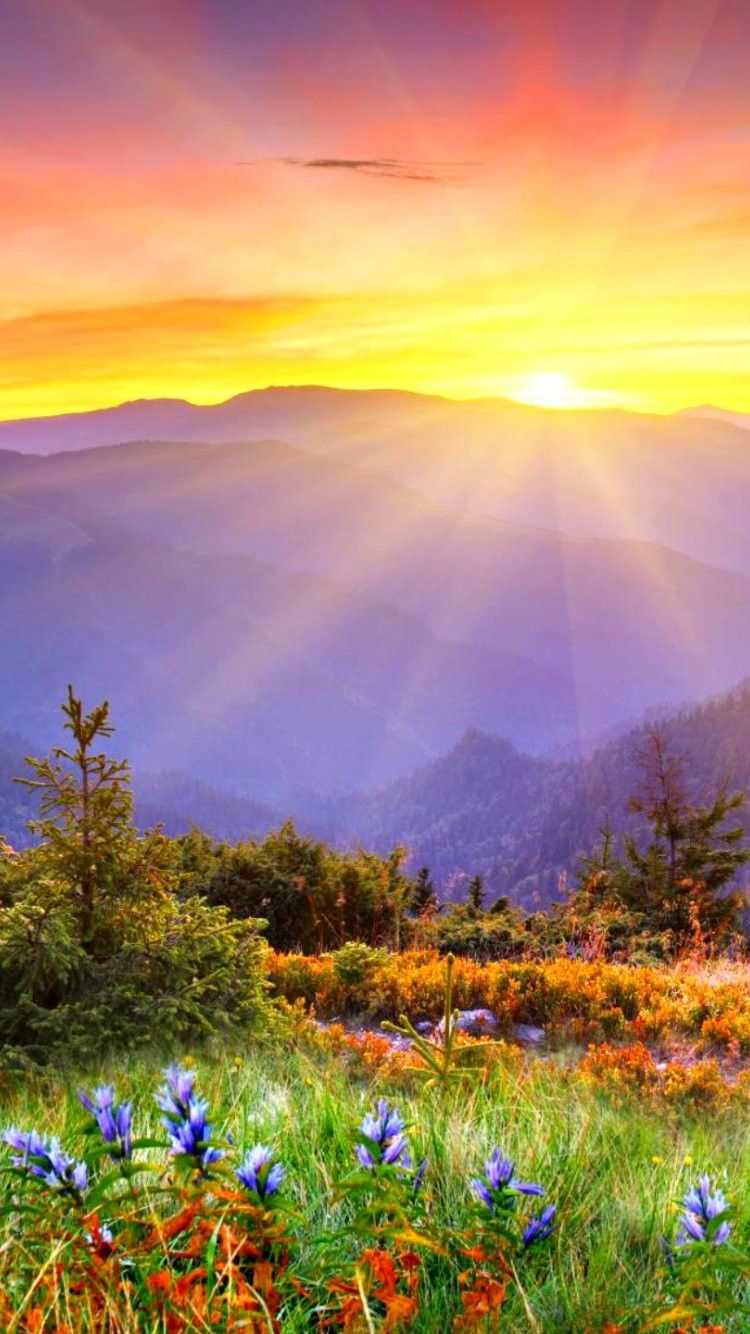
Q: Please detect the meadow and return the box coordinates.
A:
[2,953,750,1332]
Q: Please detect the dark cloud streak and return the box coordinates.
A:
[258,156,470,182]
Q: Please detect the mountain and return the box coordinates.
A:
[0,500,589,801]
[679,405,750,432]
[4,435,750,745]
[4,388,750,808]
[0,727,38,848]
[134,772,278,843]
[0,725,278,850]
[331,679,750,908]
[3,386,750,574]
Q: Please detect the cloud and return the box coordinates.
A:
[270,156,465,183]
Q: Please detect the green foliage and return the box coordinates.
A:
[331,941,390,987]
[423,899,532,961]
[177,823,416,953]
[0,689,273,1061]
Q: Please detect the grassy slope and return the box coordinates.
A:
[1,1045,749,1330]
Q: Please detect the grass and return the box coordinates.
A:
[1,1039,750,1330]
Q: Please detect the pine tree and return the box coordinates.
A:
[16,685,166,947]
[467,874,485,914]
[411,866,437,917]
[619,728,749,950]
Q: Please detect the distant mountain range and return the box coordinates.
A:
[3,386,750,573]
[2,385,750,814]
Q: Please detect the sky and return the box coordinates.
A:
[1,0,749,419]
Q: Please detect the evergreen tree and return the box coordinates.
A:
[411,866,437,916]
[1,688,271,1059]
[618,729,748,950]
[467,874,485,914]
[16,686,166,947]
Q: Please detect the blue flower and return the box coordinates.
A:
[471,1147,545,1212]
[4,1128,88,1198]
[522,1204,557,1248]
[78,1085,132,1161]
[236,1145,285,1200]
[357,1100,412,1172]
[155,1065,197,1120]
[413,1158,428,1193]
[361,1100,404,1145]
[677,1176,731,1247]
[155,1066,223,1173]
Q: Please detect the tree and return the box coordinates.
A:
[1,688,272,1060]
[411,866,437,917]
[16,686,164,948]
[467,874,485,914]
[617,730,748,952]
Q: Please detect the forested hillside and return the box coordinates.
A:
[331,679,750,907]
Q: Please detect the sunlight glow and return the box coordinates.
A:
[514,373,580,410]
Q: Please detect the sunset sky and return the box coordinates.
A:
[2,0,749,419]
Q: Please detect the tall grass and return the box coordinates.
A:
[1,1042,749,1329]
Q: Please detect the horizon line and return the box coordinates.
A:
[0,382,743,429]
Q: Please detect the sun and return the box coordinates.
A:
[517,372,578,409]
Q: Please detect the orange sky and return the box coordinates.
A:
[2,0,749,419]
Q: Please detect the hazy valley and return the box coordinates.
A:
[3,387,750,903]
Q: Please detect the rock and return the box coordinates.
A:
[435,1008,499,1038]
[511,1023,546,1046]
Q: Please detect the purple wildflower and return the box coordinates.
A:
[471,1147,545,1212]
[357,1100,413,1172]
[155,1066,223,1173]
[522,1204,557,1248]
[4,1128,88,1198]
[677,1176,731,1247]
[155,1065,197,1120]
[78,1084,132,1160]
[236,1145,285,1201]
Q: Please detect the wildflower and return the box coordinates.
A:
[677,1175,731,1246]
[155,1064,197,1120]
[522,1204,557,1248]
[78,1084,132,1160]
[155,1065,223,1173]
[413,1158,428,1193]
[4,1128,88,1199]
[471,1148,545,1211]
[236,1145,285,1200]
[356,1099,412,1171]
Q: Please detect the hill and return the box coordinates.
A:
[4,436,750,783]
[4,385,750,574]
[331,679,750,908]
[0,731,278,850]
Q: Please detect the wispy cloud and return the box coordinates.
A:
[268,156,467,183]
